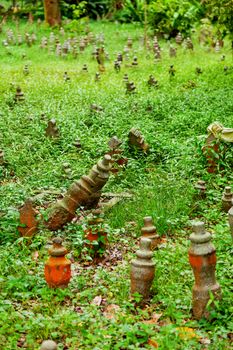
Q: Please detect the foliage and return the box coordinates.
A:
[203,0,233,42]
[148,0,205,35]
[0,20,233,349]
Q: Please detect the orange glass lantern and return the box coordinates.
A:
[44,237,71,288]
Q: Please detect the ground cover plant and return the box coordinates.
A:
[0,18,233,350]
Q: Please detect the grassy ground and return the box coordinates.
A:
[0,20,233,349]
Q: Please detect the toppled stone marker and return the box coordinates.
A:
[128,127,149,152]
[46,154,112,230]
[188,221,221,319]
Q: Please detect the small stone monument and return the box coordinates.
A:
[73,138,81,149]
[147,75,158,87]
[169,65,176,77]
[63,71,70,82]
[126,81,136,94]
[45,119,59,138]
[62,162,72,178]
[132,56,138,66]
[23,64,29,76]
[141,217,160,250]
[175,32,182,45]
[44,237,71,288]
[195,67,202,75]
[14,86,25,102]
[169,46,177,58]
[194,180,206,199]
[127,36,133,49]
[188,221,221,319]
[128,127,149,152]
[130,237,155,303]
[82,64,88,72]
[123,73,129,83]
[222,186,233,213]
[186,37,194,50]
[18,198,38,237]
[95,72,101,82]
[114,60,121,72]
[40,340,57,350]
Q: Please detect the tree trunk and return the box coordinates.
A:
[43,0,61,26]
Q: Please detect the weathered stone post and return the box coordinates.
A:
[188,222,221,319]
[46,155,112,230]
[44,237,71,288]
[222,186,233,213]
[194,180,206,199]
[130,237,155,303]
[141,216,160,250]
[228,207,233,240]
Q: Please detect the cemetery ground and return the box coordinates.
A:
[0,20,233,349]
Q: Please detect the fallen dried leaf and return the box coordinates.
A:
[32,251,39,261]
[103,304,120,319]
[176,327,200,340]
[199,337,211,345]
[143,313,162,324]
[148,338,159,348]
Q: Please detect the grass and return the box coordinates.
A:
[0,19,233,349]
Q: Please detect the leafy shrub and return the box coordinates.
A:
[148,0,205,36]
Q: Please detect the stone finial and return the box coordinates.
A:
[130,237,155,302]
[73,138,81,149]
[141,217,160,249]
[40,340,57,350]
[18,198,38,237]
[123,73,129,83]
[188,221,221,319]
[194,180,206,199]
[128,127,149,152]
[45,119,59,138]
[222,186,233,213]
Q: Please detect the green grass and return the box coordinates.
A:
[0,20,233,349]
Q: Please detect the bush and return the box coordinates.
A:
[148,0,205,36]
